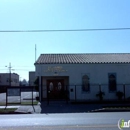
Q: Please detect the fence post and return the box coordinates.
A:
[6,86,7,108]
[20,87,21,104]
[75,85,77,102]
[32,86,35,112]
[66,85,68,104]
[123,84,126,101]
[47,86,49,105]
[32,86,33,106]
[99,84,101,92]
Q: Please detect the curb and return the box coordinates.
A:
[0,111,31,114]
[90,108,130,112]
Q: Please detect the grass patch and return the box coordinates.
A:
[0,101,38,106]
[104,106,130,109]
[0,108,17,112]
[0,103,6,106]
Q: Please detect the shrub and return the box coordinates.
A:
[96,91,105,101]
[116,91,124,100]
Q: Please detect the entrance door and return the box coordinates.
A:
[47,80,65,99]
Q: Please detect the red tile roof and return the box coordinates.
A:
[35,53,130,64]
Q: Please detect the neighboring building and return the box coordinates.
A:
[34,53,130,101]
[0,73,19,86]
[29,71,36,86]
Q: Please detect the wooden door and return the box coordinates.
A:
[47,80,64,99]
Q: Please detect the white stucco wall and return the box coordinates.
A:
[35,63,130,100]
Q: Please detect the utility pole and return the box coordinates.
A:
[6,63,12,86]
[9,63,11,86]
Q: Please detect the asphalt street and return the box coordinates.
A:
[0,112,129,130]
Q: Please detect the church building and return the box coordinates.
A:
[34,53,130,101]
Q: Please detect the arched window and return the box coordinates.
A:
[109,74,116,91]
[82,75,90,92]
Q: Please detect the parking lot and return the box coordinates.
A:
[0,92,37,105]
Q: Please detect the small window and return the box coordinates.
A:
[7,78,13,82]
[14,79,17,83]
[82,75,90,92]
[108,73,117,92]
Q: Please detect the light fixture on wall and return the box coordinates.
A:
[54,71,58,75]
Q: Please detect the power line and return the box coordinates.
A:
[0,69,33,71]
[14,66,35,68]
[0,65,34,67]
[15,69,34,71]
[0,28,130,32]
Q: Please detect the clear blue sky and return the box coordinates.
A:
[0,0,130,81]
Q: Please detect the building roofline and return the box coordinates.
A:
[34,53,130,65]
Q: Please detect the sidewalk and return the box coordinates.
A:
[15,102,41,114]
[0,102,42,114]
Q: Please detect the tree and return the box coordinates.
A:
[22,79,27,86]
[116,91,124,100]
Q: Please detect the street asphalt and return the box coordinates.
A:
[0,112,129,130]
